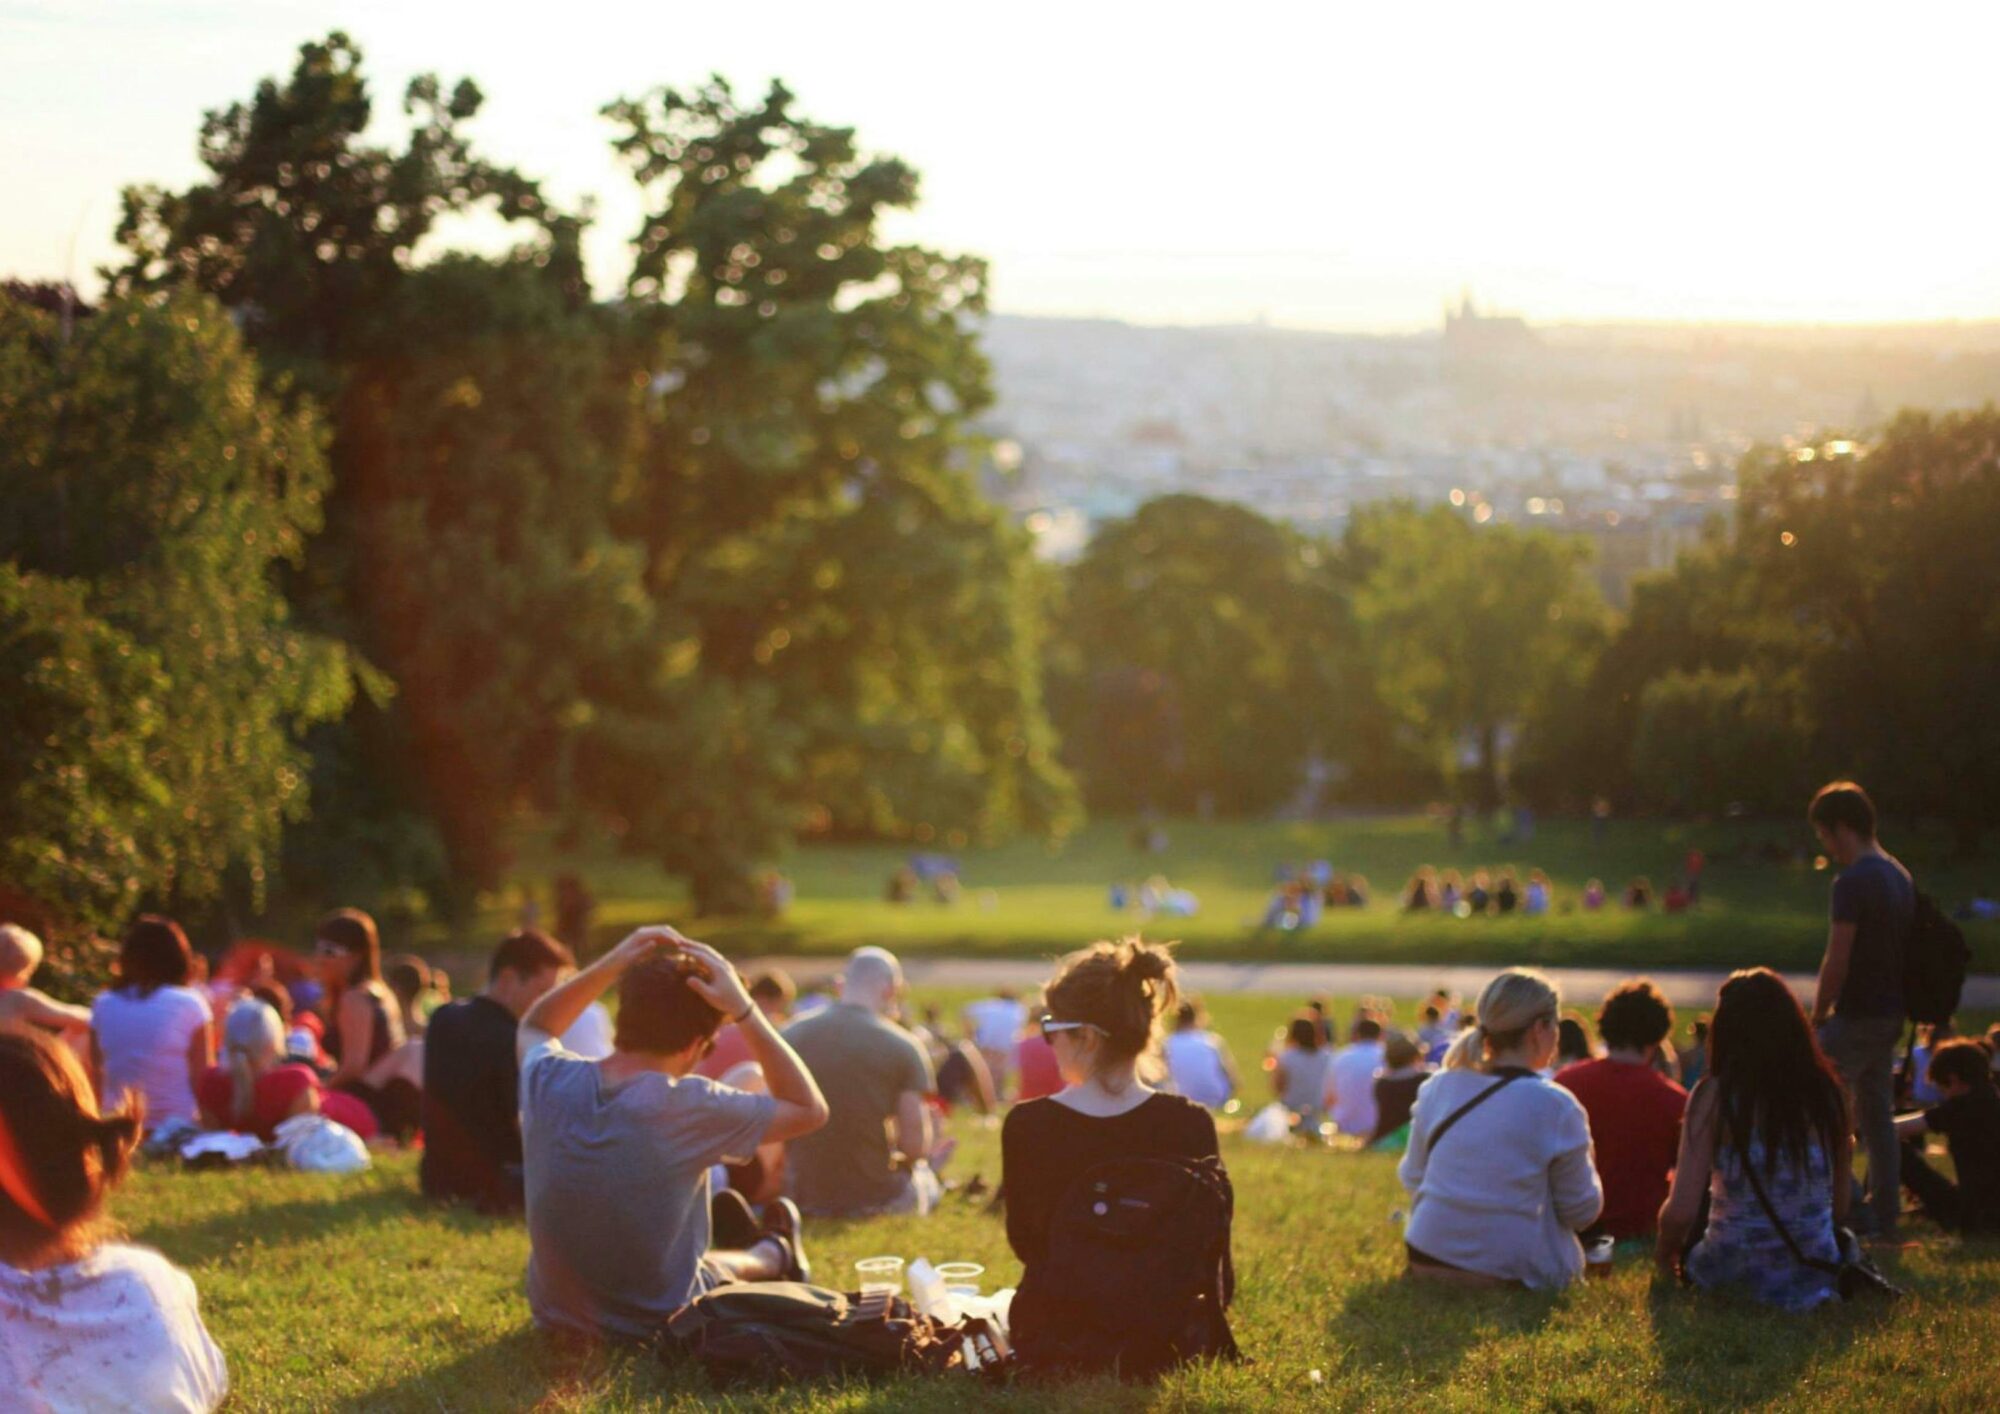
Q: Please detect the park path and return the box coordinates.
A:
[757,955,2000,1009]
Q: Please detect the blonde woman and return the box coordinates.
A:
[1398,969,1603,1288]
[196,999,379,1142]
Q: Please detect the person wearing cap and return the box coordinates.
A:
[782,946,942,1217]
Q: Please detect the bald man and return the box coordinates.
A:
[782,947,940,1217]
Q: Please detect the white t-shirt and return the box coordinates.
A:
[0,1243,228,1412]
[962,997,1027,1053]
[1163,1029,1234,1108]
[92,986,212,1125]
[559,1001,615,1060]
[1328,1039,1387,1136]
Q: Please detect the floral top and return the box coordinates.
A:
[1686,1133,1841,1311]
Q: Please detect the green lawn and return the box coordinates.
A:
[470,815,2000,975]
[114,989,2000,1411]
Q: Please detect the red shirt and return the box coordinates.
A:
[695,1022,755,1081]
[1556,1057,1687,1238]
[197,1063,319,1140]
[1014,1034,1063,1101]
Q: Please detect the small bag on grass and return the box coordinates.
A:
[661,1281,1000,1382]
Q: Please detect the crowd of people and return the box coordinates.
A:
[1,780,1995,1408]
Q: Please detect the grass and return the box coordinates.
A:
[467,815,2000,976]
[115,989,2000,1412]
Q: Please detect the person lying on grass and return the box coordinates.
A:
[1399,969,1603,1289]
[0,1029,228,1413]
[515,927,828,1343]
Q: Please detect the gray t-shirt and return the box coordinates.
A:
[520,1038,775,1340]
[782,1004,935,1216]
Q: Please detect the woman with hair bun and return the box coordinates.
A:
[0,1030,228,1411]
[1002,938,1233,1368]
[1399,969,1604,1288]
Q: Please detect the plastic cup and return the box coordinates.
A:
[935,1262,984,1296]
[855,1256,905,1295]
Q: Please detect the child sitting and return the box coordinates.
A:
[1897,1038,2000,1234]
[0,925,92,1049]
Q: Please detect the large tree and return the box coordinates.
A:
[1050,495,1344,814]
[595,78,1077,905]
[1346,502,1609,809]
[0,289,352,964]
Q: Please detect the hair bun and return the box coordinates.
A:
[1119,940,1175,985]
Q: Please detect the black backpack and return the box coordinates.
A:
[1012,1155,1241,1380]
[1905,888,1970,1026]
[662,1282,986,1382]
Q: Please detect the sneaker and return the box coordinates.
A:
[761,1197,810,1283]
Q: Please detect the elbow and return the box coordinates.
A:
[804,1094,831,1132]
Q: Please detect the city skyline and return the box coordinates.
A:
[8,1,2000,330]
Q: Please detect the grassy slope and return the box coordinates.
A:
[115,990,2000,1412]
[475,816,2000,975]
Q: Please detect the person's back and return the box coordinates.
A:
[1278,1042,1335,1127]
[783,1001,933,1216]
[1329,1031,1386,1136]
[1164,1026,1233,1109]
[422,994,523,1208]
[1556,1056,1685,1237]
[1686,1128,1840,1310]
[0,1030,227,1413]
[93,984,211,1128]
[1828,851,1914,1019]
[524,1045,773,1338]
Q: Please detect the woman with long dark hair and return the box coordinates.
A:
[314,909,417,1136]
[1657,967,1851,1309]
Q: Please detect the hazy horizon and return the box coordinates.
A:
[9,1,2000,331]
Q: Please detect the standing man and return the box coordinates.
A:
[784,947,940,1217]
[1808,780,1914,1241]
[420,929,574,1212]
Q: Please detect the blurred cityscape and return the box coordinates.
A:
[982,300,2000,603]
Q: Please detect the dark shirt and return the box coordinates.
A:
[1927,1087,2000,1230]
[421,995,523,1209]
[1001,1092,1220,1265]
[1830,853,1914,1018]
[1371,1071,1426,1144]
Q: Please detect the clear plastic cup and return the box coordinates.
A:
[854,1256,906,1295]
[935,1262,984,1296]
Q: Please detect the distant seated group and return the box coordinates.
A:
[1256,861,1370,930]
[1400,865,1701,916]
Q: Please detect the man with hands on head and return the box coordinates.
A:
[515,926,830,1343]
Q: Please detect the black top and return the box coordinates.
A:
[1927,1087,2000,1230]
[1371,1071,1426,1143]
[1830,853,1913,1018]
[328,986,395,1067]
[420,995,523,1207]
[1001,1092,1220,1265]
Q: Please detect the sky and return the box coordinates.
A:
[6,1,2000,332]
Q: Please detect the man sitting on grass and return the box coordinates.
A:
[784,947,944,1217]
[1897,1037,2000,1235]
[420,929,574,1213]
[516,928,828,1343]
[1555,979,1687,1240]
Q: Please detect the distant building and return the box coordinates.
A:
[1443,292,1537,361]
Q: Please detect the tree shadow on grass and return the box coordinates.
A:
[1643,1273,1893,1407]
[1327,1274,1561,1394]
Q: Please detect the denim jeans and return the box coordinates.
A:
[1818,1013,1905,1237]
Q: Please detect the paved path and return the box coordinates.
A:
[758,955,2000,1009]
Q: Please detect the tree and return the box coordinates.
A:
[1051,495,1342,814]
[1346,503,1608,810]
[0,289,353,960]
[599,78,1077,905]
[1631,669,1807,814]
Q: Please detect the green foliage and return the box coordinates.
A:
[0,289,352,953]
[1051,495,1342,814]
[597,77,1077,905]
[1346,503,1609,808]
[1631,669,1807,814]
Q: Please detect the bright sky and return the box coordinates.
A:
[6,1,1998,331]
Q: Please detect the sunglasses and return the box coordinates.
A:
[313,940,347,959]
[1039,1014,1107,1045]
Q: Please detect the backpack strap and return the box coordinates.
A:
[1424,1071,1527,1155]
